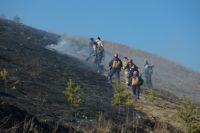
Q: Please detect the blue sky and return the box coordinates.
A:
[1,0,200,71]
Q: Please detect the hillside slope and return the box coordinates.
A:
[0,19,165,133]
[1,19,197,133]
[0,19,116,131]
[57,34,200,105]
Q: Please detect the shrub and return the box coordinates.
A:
[177,96,200,133]
[112,83,136,107]
[64,79,81,107]
[112,83,124,106]
[112,83,133,105]
[0,68,8,80]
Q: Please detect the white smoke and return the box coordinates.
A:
[45,34,114,72]
[46,35,90,60]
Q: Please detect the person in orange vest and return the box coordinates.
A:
[127,59,139,86]
[108,53,123,83]
[131,70,143,99]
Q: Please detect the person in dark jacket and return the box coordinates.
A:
[131,70,141,99]
[108,53,123,83]
[127,59,139,86]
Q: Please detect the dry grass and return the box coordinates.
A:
[138,95,181,130]
[94,113,112,133]
[118,87,183,132]
[153,121,169,133]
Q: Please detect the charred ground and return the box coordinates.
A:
[0,19,115,130]
[0,19,183,133]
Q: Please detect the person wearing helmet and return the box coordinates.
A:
[108,53,123,83]
[131,70,141,99]
[127,59,139,86]
[122,56,129,85]
[144,59,154,89]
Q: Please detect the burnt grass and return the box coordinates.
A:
[0,19,182,133]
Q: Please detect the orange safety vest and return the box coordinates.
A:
[132,77,139,86]
[112,60,121,69]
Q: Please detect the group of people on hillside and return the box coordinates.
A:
[87,37,105,72]
[108,53,154,99]
[87,37,154,100]
[108,53,141,99]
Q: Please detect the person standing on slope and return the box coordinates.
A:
[108,53,123,83]
[144,59,154,89]
[122,56,129,85]
[127,59,139,86]
[131,70,142,99]
[95,37,104,64]
[95,37,104,48]
[94,37,105,72]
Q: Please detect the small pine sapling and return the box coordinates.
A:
[64,79,81,107]
[0,68,8,92]
[177,96,200,133]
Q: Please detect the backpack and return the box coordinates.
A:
[138,76,144,86]
[112,60,121,69]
